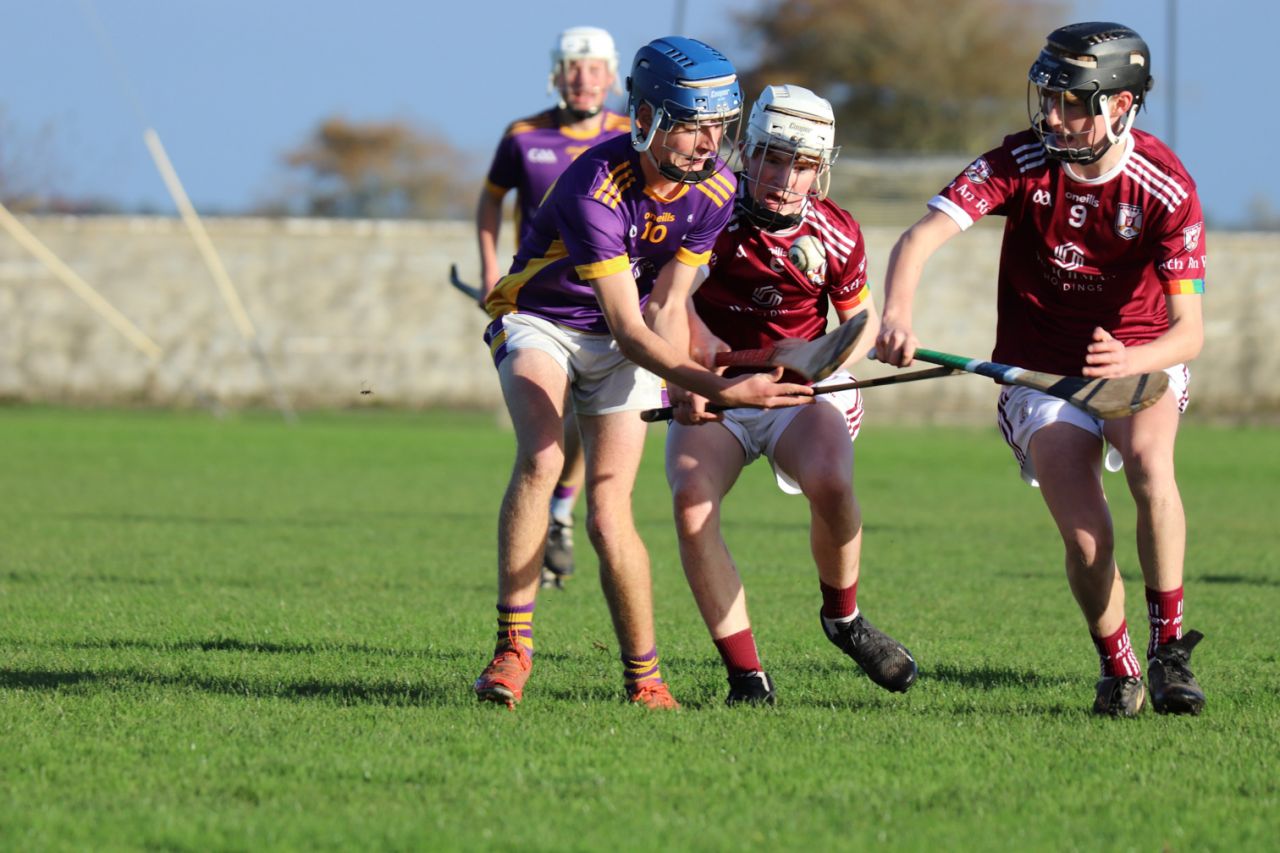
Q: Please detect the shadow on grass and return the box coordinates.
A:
[926,662,1074,689]
[0,666,445,707]
[1197,573,1280,588]
[50,508,474,528]
[16,635,574,666]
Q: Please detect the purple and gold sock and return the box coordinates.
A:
[496,602,535,656]
[550,485,578,526]
[621,647,664,692]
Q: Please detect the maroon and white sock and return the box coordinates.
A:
[714,628,763,676]
[820,579,858,621]
[1145,585,1184,658]
[1090,621,1141,678]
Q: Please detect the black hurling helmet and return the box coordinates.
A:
[1027,22,1153,164]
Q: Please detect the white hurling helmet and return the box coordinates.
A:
[548,26,623,114]
[740,84,839,229]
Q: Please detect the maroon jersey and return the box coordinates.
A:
[931,129,1207,375]
[696,196,869,362]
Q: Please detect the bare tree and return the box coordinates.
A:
[272,116,475,219]
[735,0,1065,153]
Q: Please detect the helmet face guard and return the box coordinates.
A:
[627,37,743,184]
[549,26,621,120]
[1026,22,1152,164]
[738,84,839,230]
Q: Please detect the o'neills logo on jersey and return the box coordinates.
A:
[1115,203,1143,240]
[527,148,557,164]
[1184,222,1203,251]
[1052,242,1085,271]
[964,157,992,184]
[752,285,784,308]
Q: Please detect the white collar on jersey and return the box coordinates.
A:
[1062,133,1135,186]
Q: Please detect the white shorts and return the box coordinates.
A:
[997,364,1190,487]
[716,370,863,495]
[484,313,664,416]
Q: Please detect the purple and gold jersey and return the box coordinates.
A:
[485,133,737,334]
[484,108,631,247]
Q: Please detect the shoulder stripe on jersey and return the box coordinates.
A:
[1015,144,1046,172]
[508,115,556,135]
[1123,164,1181,213]
[802,218,848,264]
[593,162,636,209]
[1125,154,1189,213]
[1129,153,1189,200]
[604,114,632,132]
[696,182,729,207]
[809,207,857,253]
[708,171,736,196]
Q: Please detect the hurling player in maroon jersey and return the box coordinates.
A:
[877,23,1207,717]
[475,27,631,590]
[665,85,917,706]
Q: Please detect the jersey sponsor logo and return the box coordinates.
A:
[964,157,992,184]
[1065,191,1099,208]
[752,285,784,308]
[1183,222,1203,251]
[1051,242,1085,271]
[527,148,558,164]
[1032,189,1052,206]
[1115,203,1143,240]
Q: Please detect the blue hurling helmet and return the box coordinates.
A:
[627,36,742,182]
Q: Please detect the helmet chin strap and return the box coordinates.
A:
[560,104,603,121]
[737,190,803,231]
[645,146,717,184]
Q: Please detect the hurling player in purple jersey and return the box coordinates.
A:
[877,23,1207,717]
[665,85,917,706]
[472,37,813,710]
[476,27,631,591]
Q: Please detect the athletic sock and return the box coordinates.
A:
[550,485,578,527]
[820,579,859,621]
[714,628,763,676]
[621,647,665,692]
[1145,585,1184,658]
[1090,621,1141,678]
[496,602,535,656]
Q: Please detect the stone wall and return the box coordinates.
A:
[1,215,1275,422]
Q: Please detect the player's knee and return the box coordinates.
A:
[798,469,853,508]
[513,442,565,485]
[1062,525,1114,571]
[671,491,719,540]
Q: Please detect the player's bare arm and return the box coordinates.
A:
[590,267,812,410]
[1083,294,1204,379]
[878,209,962,366]
[475,189,506,299]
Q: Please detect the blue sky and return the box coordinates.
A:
[2,1,1271,225]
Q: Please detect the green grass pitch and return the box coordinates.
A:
[2,407,1277,849]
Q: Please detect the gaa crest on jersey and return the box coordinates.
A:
[1183,222,1203,251]
[964,157,992,184]
[1114,203,1143,240]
